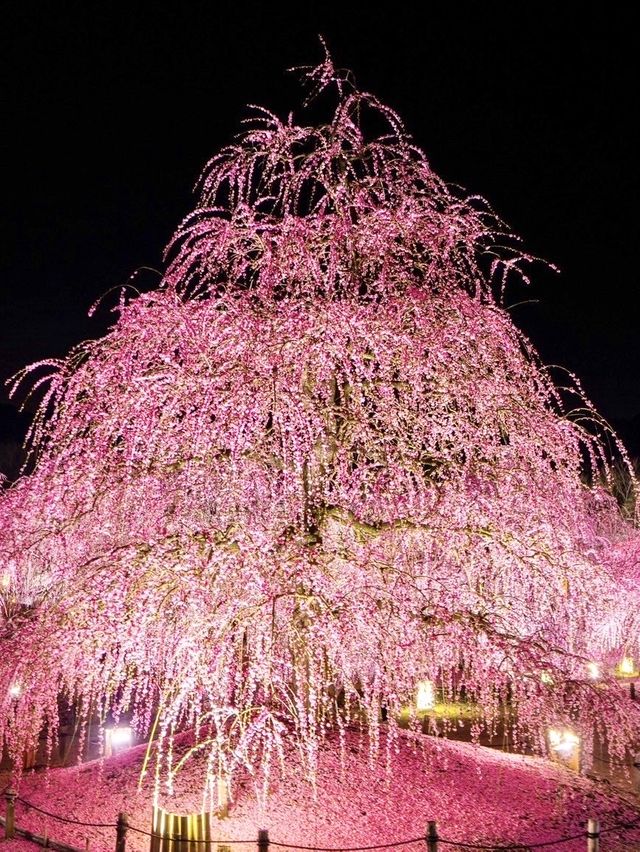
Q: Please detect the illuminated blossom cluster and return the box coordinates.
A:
[1,53,639,806]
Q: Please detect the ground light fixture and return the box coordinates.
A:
[615,654,638,699]
[617,655,636,677]
[547,726,581,772]
[416,680,436,711]
[104,725,133,757]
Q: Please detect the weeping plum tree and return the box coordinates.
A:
[1,49,640,806]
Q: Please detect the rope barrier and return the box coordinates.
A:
[8,791,640,851]
[597,813,640,836]
[16,795,115,828]
[268,836,427,850]
[591,752,640,769]
[264,831,585,851]
[125,823,255,842]
[431,832,587,849]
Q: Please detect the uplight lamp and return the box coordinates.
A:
[416,680,435,711]
[548,727,579,756]
[105,725,133,756]
[617,655,636,677]
[547,726,581,772]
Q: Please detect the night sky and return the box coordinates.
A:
[1,4,638,472]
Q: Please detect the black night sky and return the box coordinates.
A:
[1,3,638,474]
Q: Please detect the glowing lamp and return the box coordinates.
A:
[105,725,133,756]
[540,670,554,685]
[548,727,579,756]
[547,726,581,772]
[8,683,22,699]
[416,680,435,711]
[617,655,636,677]
[586,662,601,680]
[1,573,10,590]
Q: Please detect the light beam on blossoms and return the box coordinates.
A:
[1,45,639,803]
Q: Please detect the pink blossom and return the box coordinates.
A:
[1,54,639,805]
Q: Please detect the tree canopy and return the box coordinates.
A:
[1,48,639,807]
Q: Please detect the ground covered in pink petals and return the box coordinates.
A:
[3,730,640,851]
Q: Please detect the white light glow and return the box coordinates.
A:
[416,680,435,711]
[106,725,133,749]
[587,661,601,680]
[8,683,21,699]
[548,726,580,758]
[618,656,635,677]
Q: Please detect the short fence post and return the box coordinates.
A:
[258,828,270,852]
[116,812,128,852]
[218,778,229,819]
[426,821,438,852]
[587,817,599,852]
[4,789,16,839]
[633,752,640,793]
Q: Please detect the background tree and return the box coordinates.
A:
[1,49,639,807]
